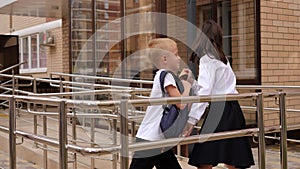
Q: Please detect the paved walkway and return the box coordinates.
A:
[178,142,300,169]
[1,143,300,168]
[0,150,39,169]
[251,142,300,169]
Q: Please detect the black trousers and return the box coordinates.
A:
[129,138,182,169]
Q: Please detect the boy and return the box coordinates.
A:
[129,38,191,169]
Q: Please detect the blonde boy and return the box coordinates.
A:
[129,38,190,169]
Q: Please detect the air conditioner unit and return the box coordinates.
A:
[40,30,55,47]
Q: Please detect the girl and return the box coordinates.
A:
[181,20,255,169]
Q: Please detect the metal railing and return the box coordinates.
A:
[1,70,300,169]
[0,90,300,169]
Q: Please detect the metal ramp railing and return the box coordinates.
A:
[0,70,300,168]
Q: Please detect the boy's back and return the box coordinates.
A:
[136,69,178,141]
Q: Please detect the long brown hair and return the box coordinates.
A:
[190,20,227,66]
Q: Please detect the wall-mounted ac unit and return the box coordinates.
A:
[39,30,55,47]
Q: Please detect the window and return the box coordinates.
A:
[19,33,47,73]
[196,0,260,85]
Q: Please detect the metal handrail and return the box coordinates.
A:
[0,73,152,92]
[50,72,154,85]
[0,61,26,74]
[28,88,151,97]
[1,89,300,168]
[236,85,300,90]
[1,119,300,156]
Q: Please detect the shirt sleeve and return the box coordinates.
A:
[189,59,216,121]
[163,73,177,94]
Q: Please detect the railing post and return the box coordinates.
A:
[12,69,15,95]
[59,75,64,95]
[90,115,95,169]
[120,100,129,169]
[33,79,38,147]
[59,100,68,169]
[279,92,287,169]
[43,104,48,169]
[112,118,118,169]
[257,93,266,169]
[72,108,77,169]
[9,96,16,169]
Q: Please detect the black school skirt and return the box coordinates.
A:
[188,101,255,168]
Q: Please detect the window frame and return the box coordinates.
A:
[194,0,261,85]
[19,33,47,74]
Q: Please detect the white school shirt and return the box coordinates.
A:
[136,69,177,141]
[189,54,238,121]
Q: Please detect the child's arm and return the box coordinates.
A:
[165,80,191,110]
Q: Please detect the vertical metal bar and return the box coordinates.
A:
[112,118,118,169]
[177,145,181,157]
[92,0,96,76]
[131,121,136,137]
[9,97,16,169]
[120,0,127,78]
[254,0,262,85]
[12,69,15,95]
[59,100,68,169]
[33,79,37,147]
[15,78,19,117]
[279,92,288,169]
[68,0,72,75]
[59,76,64,95]
[120,101,129,169]
[43,105,48,169]
[187,0,196,63]
[72,109,77,169]
[257,93,266,169]
[90,117,95,169]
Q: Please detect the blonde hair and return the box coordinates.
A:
[147,38,177,68]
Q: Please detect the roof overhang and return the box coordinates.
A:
[0,0,67,18]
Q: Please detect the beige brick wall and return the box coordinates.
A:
[0,14,10,33]
[261,0,300,126]
[12,16,46,32]
[62,18,70,75]
[47,27,63,74]
[0,15,45,33]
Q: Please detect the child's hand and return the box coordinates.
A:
[180,122,194,137]
[181,80,191,92]
[179,69,189,80]
[180,69,195,85]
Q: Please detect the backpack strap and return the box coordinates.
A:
[159,71,168,96]
[159,70,184,96]
[159,70,188,111]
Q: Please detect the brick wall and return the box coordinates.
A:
[0,14,10,33]
[12,16,46,32]
[0,15,45,33]
[62,18,70,75]
[260,0,300,126]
